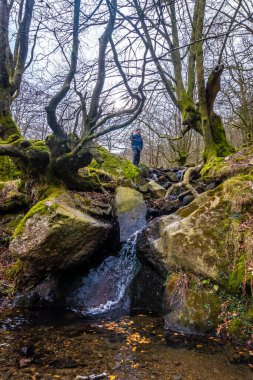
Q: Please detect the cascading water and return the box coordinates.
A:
[66,232,140,315]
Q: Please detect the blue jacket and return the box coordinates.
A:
[131,133,143,150]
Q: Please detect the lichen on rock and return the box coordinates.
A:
[9,187,114,287]
[137,174,253,340]
[164,273,221,335]
[138,176,253,285]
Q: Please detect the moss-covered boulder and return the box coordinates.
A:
[147,180,166,199]
[89,146,140,182]
[9,188,113,284]
[164,273,221,335]
[114,186,146,241]
[201,146,253,181]
[137,176,253,286]
[0,157,20,181]
[137,175,253,340]
[0,180,30,213]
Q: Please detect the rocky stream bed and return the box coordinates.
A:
[1,148,253,379]
[0,308,252,380]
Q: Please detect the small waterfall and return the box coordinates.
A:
[66,232,140,315]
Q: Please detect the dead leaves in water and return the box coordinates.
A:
[100,320,134,335]
[98,319,151,350]
[126,332,150,346]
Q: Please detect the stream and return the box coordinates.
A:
[0,308,252,379]
[65,233,140,316]
[0,232,253,379]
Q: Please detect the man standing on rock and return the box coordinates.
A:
[130,128,143,166]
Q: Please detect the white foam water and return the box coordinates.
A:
[66,232,140,315]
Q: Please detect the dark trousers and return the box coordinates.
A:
[132,148,141,166]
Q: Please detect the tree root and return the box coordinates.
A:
[165,163,204,199]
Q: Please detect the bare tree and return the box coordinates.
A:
[124,0,246,159]
[0,0,146,190]
[0,0,37,139]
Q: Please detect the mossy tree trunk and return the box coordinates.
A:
[0,0,141,192]
[0,0,34,140]
[135,0,234,160]
[0,0,33,180]
[193,0,233,159]
[177,0,233,160]
[0,0,93,190]
[1,0,146,190]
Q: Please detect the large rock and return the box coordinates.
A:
[9,190,113,276]
[147,180,166,199]
[164,273,221,335]
[114,186,146,241]
[166,171,179,182]
[0,180,30,213]
[89,146,140,181]
[137,176,253,285]
[138,175,253,340]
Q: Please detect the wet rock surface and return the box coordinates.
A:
[113,187,146,242]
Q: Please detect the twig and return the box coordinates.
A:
[75,373,108,380]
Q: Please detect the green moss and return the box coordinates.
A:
[4,259,24,281]
[79,172,101,190]
[0,113,21,138]
[179,94,201,131]
[223,176,253,212]
[227,254,250,294]
[234,156,245,162]
[0,157,21,181]
[182,103,201,127]
[89,146,140,181]
[227,317,242,335]
[86,168,113,183]
[11,185,74,238]
[203,113,235,161]
[179,289,221,331]
[200,156,226,180]
[30,140,51,154]
[41,185,66,200]
[11,185,63,238]
[6,215,24,231]
[245,307,253,321]
[1,134,21,144]
[0,139,50,182]
[12,200,49,238]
